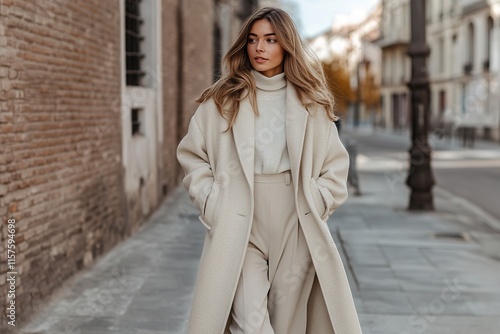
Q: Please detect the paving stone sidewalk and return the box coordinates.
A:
[338,172,500,334]
[19,164,500,333]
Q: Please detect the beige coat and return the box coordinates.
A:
[176,81,362,334]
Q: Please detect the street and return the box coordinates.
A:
[345,127,500,225]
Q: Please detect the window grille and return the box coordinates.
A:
[125,0,145,86]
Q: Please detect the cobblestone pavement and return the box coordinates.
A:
[20,148,500,334]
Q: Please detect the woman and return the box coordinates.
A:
[176,7,362,334]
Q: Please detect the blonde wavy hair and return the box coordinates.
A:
[197,7,337,131]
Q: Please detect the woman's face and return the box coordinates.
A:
[247,19,285,77]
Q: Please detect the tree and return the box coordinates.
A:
[360,61,380,114]
[322,59,353,117]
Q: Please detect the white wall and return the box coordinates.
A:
[120,0,162,217]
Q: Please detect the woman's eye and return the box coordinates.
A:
[268,39,277,43]
[248,38,256,43]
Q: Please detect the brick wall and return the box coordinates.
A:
[0,0,222,329]
[180,0,215,133]
[161,0,182,194]
[0,0,125,328]
[162,0,215,190]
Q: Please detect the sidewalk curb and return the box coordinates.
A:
[434,186,500,232]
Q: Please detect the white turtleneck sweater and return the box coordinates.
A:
[251,70,291,174]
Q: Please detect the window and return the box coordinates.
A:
[485,16,493,71]
[464,22,474,74]
[213,22,222,82]
[461,83,467,114]
[452,34,457,75]
[125,0,145,86]
[438,90,446,124]
[468,22,475,66]
[131,108,144,136]
[439,37,444,73]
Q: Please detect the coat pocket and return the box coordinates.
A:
[309,177,327,220]
[199,180,221,230]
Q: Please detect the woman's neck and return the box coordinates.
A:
[251,70,286,92]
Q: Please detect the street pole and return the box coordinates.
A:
[406,0,435,210]
[354,60,361,128]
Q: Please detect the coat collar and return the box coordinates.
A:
[232,81,309,192]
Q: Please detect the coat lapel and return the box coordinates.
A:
[232,82,309,192]
[285,82,308,194]
[232,97,255,189]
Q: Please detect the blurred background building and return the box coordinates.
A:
[308,3,382,126]
[307,0,500,142]
[377,0,411,130]
[375,0,500,139]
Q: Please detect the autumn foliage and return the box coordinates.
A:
[322,59,353,117]
[360,61,380,112]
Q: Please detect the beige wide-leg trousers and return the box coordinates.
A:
[229,170,316,334]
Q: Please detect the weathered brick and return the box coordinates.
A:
[8,202,17,213]
[0,204,7,216]
[0,67,8,78]
[0,0,125,326]
[0,184,7,196]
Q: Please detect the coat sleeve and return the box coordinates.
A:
[176,112,214,216]
[315,122,350,220]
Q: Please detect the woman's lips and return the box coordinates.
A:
[254,57,268,63]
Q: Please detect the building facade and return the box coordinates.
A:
[449,0,500,140]
[379,0,500,140]
[377,0,411,130]
[0,0,259,328]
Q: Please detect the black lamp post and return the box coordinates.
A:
[406,0,435,210]
[354,58,362,128]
